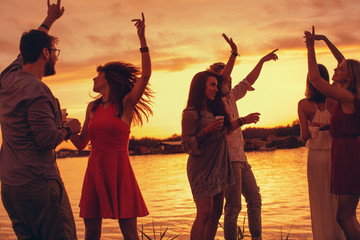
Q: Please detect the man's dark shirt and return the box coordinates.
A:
[0,55,64,186]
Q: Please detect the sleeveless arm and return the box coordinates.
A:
[70,102,92,150]
[297,99,310,141]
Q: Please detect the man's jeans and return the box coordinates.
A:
[224,161,262,240]
[1,179,77,240]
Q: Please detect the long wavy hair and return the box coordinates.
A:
[346,59,360,97]
[185,71,231,128]
[306,64,329,103]
[91,61,153,126]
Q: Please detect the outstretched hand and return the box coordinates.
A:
[132,13,146,40]
[261,49,279,62]
[244,112,260,124]
[47,0,65,22]
[222,33,238,54]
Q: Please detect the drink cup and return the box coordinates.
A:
[215,116,224,127]
[309,126,319,138]
[61,109,67,122]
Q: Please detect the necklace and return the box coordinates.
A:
[101,99,111,105]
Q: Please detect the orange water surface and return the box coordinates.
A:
[1,147,359,239]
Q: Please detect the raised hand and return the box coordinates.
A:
[47,0,65,22]
[222,33,238,54]
[261,49,279,62]
[304,26,315,48]
[132,13,146,41]
[309,26,325,41]
[244,112,260,124]
[314,34,326,41]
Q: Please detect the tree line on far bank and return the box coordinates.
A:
[57,120,302,157]
[129,120,301,150]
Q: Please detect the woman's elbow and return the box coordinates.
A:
[181,143,190,154]
[308,75,320,85]
[70,136,88,151]
[74,143,86,151]
[300,133,309,142]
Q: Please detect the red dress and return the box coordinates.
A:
[330,95,360,194]
[79,104,149,219]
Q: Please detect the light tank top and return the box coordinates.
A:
[306,100,332,150]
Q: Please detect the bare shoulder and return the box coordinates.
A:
[86,101,97,119]
[298,98,311,109]
[298,98,316,118]
[87,101,95,110]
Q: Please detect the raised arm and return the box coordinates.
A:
[122,13,151,122]
[314,33,345,66]
[221,33,238,82]
[305,27,354,106]
[38,0,65,33]
[245,49,278,85]
[1,0,65,75]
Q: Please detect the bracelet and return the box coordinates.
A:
[41,24,49,30]
[237,118,243,127]
[231,51,239,57]
[237,117,246,127]
[241,117,246,125]
[61,126,72,141]
[140,47,149,53]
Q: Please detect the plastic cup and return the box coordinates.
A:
[61,109,67,122]
[215,116,224,127]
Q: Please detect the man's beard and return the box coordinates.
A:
[44,58,55,76]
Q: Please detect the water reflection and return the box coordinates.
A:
[1,147,359,239]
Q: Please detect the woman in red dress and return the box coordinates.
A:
[305,27,360,240]
[70,13,152,240]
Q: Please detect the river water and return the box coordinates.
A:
[0,147,359,239]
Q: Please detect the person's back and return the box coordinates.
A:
[0,56,62,186]
[0,1,80,239]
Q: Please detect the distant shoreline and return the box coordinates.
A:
[57,122,303,158]
[57,135,305,158]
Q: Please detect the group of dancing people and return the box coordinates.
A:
[0,1,359,240]
[297,27,360,240]
[180,26,360,240]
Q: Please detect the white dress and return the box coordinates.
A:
[306,101,344,240]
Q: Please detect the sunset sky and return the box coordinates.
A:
[1,0,360,148]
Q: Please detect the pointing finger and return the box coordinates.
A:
[222,33,230,42]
